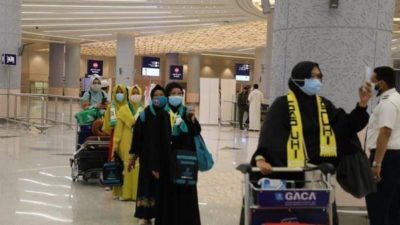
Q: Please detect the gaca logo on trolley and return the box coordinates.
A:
[275,191,317,201]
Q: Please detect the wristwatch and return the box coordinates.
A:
[372,161,382,167]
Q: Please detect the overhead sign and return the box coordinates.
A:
[142,57,160,76]
[2,54,17,65]
[169,65,183,80]
[235,63,250,81]
[87,60,103,76]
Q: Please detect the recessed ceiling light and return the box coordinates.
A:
[394,18,400,22]
[22,4,157,9]
[45,23,218,33]
[79,34,113,37]
[22,15,185,21]
[22,19,201,27]
[22,11,171,15]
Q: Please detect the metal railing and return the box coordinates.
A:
[0,92,81,132]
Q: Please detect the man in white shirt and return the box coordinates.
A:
[365,66,400,225]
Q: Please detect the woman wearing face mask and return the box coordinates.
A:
[80,75,109,110]
[149,82,201,225]
[249,61,372,225]
[110,85,144,201]
[102,84,129,162]
[128,85,168,225]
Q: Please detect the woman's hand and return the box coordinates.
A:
[128,158,136,172]
[358,82,372,107]
[152,171,160,180]
[256,160,273,175]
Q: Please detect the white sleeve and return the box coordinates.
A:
[378,101,397,129]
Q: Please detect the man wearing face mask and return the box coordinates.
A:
[80,75,109,110]
[129,85,168,225]
[365,67,400,225]
[249,61,372,225]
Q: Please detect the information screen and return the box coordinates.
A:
[87,60,103,76]
[169,65,183,80]
[142,57,160,76]
[235,63,250,81]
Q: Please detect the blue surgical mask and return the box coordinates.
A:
[373,82,381,96]
[169,96,183,107]
[292,78,322,96]
[115,93,125,102]
[152,96,167,108]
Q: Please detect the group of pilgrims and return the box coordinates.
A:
[80,75,202,225]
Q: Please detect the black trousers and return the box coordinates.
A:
[366,150,400,225]
[238,107,248,128]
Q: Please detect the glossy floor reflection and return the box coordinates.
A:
[0,121,368,225]
[0,122,259,225]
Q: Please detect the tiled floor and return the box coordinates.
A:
[0,121,368,225]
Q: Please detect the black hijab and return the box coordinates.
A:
[165,82,183,97]
[288,61,320,98]
[150,84,166,98]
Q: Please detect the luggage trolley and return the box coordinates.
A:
[237,163,336,225]
[70,123,109,182]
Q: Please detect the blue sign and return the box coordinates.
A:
[2,54,16,65]
[87,60,103,76]
[258,190,330,208]
[170,65,183,80]
[142,57,160,76]
[236,63,250,81]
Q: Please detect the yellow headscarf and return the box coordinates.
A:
[128,85,143,111]
[102,84,128,134]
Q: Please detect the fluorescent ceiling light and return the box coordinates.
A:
[80,34,113,37]
[22,15,184,21]
[237,47,255,51]
[23,11,171,14]
[22,4,157,9]
[201,53,255,59]
[23,19,201,27]
[23,31,95,42]
[392,47,398,50]
[22,37,65,43]
[77,0,147,1]
[45,23,218,33]
[394,18,400,22]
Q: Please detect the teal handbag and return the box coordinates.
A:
[194,135,214,172]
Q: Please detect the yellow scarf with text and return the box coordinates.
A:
[287,91,337,168]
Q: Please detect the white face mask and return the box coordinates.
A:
[130,94,141,103]
[92,84,101,92]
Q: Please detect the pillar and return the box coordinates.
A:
[0,0,21,117]
[164,53,179,84]
[263,13,274,101]
[64,42,80,97]
[186,53,201,103]
[270,0,395,111]
[254,46,267,93]
[48,43,65,95]
[116,33,134,86]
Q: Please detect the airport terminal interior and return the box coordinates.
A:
[1,0,400,224]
